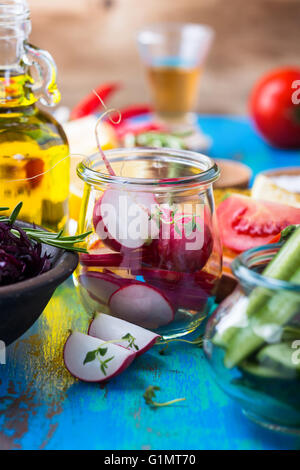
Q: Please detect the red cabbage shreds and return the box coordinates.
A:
[0,222,51,286]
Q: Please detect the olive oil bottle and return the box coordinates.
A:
[0,0,69,231]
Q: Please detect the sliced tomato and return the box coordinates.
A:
[217,195,300,253]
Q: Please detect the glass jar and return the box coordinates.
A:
[204,244,300,434]
[0,0,69,231]
[74,147,222,339]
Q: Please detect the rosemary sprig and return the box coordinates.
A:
[143,386,186,408]
[3,202,91,253]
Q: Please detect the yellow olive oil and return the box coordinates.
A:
[0,73,69,231]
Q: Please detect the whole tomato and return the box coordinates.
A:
[249,67,300,149]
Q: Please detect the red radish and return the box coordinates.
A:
[80,252,125,267]
[157,214,213,272]
[139,274,210,310]
[63,331,136,383]
[137,267,217,291]
[156,285,208,311]
[88,313,160,356]
[136,267,218,310]
[139,267,183,285]
[109,283,174,329]
[93,188,159,251]
[79,271,123,305]
[102,268,125,279]
[79,247,152,268]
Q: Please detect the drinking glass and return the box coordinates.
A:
[137,23,214,130]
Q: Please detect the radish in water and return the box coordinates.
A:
[137,267,184,285]
[79,271,123,305]
[63,331,136,383]
[79,246,153,269]
[109,283,174,330]
[88,313,160,356]
[92,100,159,251]
[93,189,159,251]
[157,213,213,272]
[138,267,216,291]
[138,269,210,310]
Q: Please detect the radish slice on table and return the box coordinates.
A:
[109,283,174,329]
[63,331,136,383]
[93,188,159,251]
[79,271,123,304]
[88,313,160,356]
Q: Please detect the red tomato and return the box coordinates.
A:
[217,195,300,253]
[249,67,300,149]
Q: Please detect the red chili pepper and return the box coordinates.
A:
[267,225,298,244]
[268,233,281,244]
[110,104,153,126]
[115,121,166,138]
[70,82,120,120]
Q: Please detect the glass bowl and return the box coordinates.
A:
[74,147,222,340]
[204,244,300,434]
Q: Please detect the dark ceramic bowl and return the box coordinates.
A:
[0,221,78,345]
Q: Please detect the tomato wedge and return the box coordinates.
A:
[217,195,300,253]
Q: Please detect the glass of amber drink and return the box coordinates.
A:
[137,23,214,127]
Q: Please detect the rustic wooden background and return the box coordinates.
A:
[28,0,300,114]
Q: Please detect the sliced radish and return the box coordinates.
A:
[80,252,127,267]
[93,188,159,251]
[88,313,160,356]
[138,276,209,310]
[63,331,136,382]
[79,271,123,304]
[79,248,149,269]
[157,214,213,272]
[135,268,217,310]
[160,286,208,311]
[108,283,174,329]
[138,267,184,285]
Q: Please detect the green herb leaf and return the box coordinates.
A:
[280,225,299,243]
[9,202,23,225]
[143,385,161,405]
[183,220,193,238]
[83,349,98,365]
[100,356,114,376]
[98,347,108,357]
[122,333,139,351]
[175,224,182,236]
[143,385,186,408]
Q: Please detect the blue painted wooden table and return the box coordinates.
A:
[1,116,300,450]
